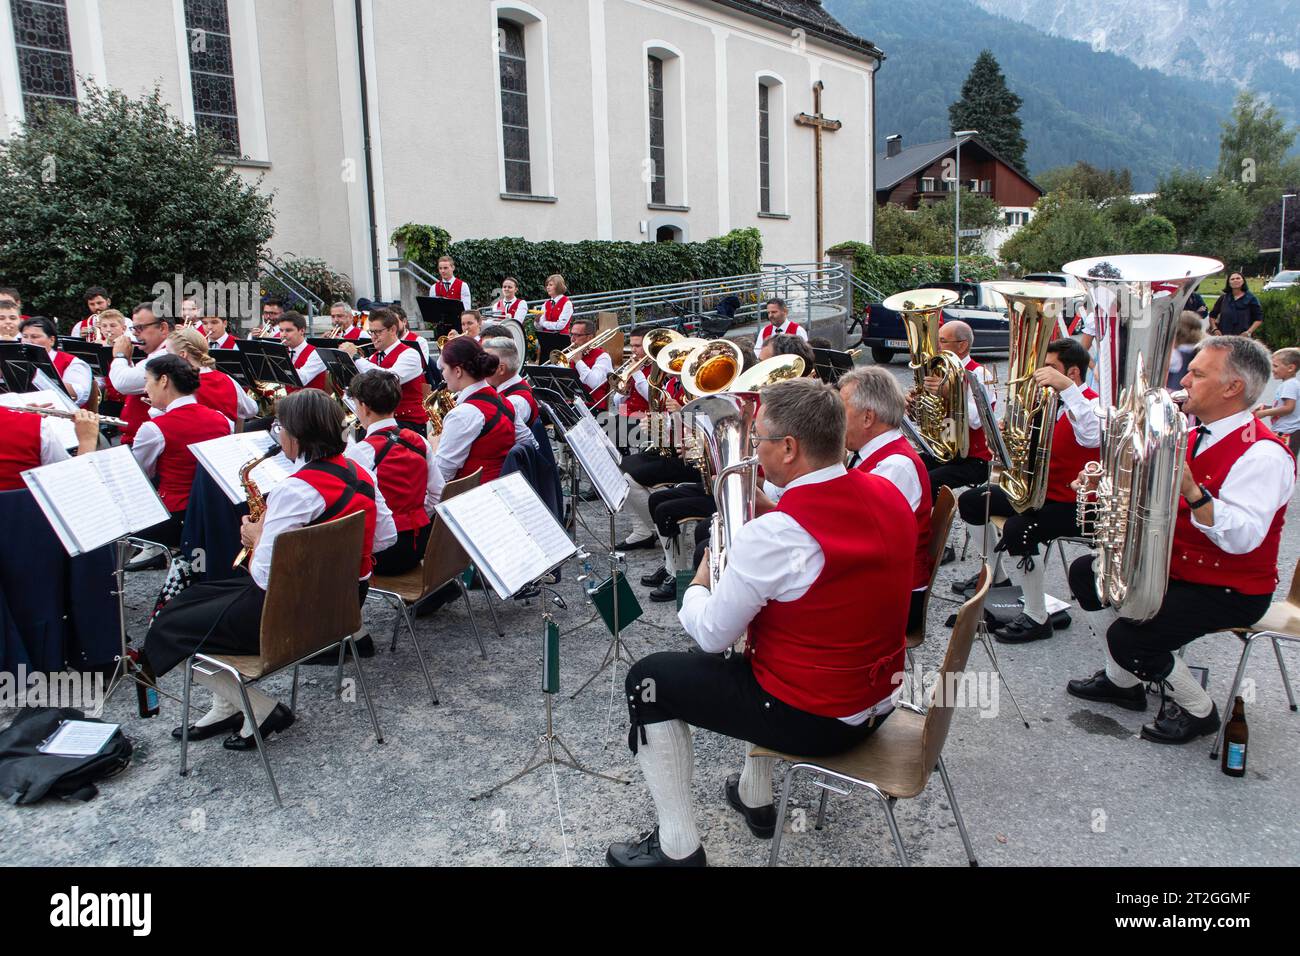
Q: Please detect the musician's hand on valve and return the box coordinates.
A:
[753,488,777,516]
[239,516,264,551]
[1070,469,1095,494]
[923,374,942,396]
[1178,462,1199,502]
[904,388,917,413]
[1032,366,1073,393]
[664,396,682,413]
[691,548,712,590]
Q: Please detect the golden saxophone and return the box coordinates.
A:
[232,444,281,569]
[424,387,457,436]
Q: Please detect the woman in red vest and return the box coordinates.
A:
[19,316,93,407]
[168,327,257,427]
[537,274,573,333]
[130,355,233,548]
[430,337,517,502]
[143,389,397,750]
[608,379,917,866]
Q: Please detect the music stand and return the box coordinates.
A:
[0,341,64,395]
[211,348,254,388]
[57,338,114,377]
[524,365,584,403]
[811,347,855,385]
[315,346,362,394]
[236,338,304,390]
[414,296,464,338]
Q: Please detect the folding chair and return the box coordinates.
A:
[754,567,991,867]
[904,487,957,703]
[1210,557,1300,759]
[179,512,375,808]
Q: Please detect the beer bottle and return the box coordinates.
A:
[1221,696,1247,777]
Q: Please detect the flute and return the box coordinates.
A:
[10,405,128,427]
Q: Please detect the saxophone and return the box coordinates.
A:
[232,444,281,569]
[1065,254,1222,622]
[424,387,457,435]
[885,288,969,462]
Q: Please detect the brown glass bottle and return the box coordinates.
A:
[1221,696,1247,777]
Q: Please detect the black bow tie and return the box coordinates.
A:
[1192,424,1211,456]
[847,451,862,469]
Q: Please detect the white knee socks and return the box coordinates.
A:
[738,750,774,808]
[624,478,655,541]
[1018,555,1048,624]
[1104,647,1143,689]
[637,720,700,859]
[975,524,1006,582]
[661,536,677,576]
[1165,654,1214,718]
[195,670,278,736]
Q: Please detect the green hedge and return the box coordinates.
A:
[828,241,998,308]
[1259,286,1300,349]
[390,224,763,305]
[262,255,354,311]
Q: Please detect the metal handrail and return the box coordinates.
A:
[388,257,439,289]
[259,256,324,317]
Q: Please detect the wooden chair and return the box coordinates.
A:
[754,567,991,867]
[1211,557,1300,759]
[366,470,487,706]
[179,511,372,808]
[904,487,957,702]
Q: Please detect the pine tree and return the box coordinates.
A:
[949,51,1028,175]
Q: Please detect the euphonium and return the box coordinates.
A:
[985,281,1084,512]
[885,289,968,462]
[680,339,743,397]
[1065,254,1222,622]
[424,386,457,435]
[548,326,621,367]
[232,443,282,569]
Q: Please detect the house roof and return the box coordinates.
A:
[707,0,885,62]
[875,136,1044,195]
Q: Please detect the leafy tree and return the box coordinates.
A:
[0,85,275,325]
[1152,169,1257,267]
[998,193,1119,272]
[874,193,1002,256]
[1123,214,1178,254]
[1249,188,1300,272]
[1037,162,1133,202]
[1218,90,1297,191]
[948,50,1028,175]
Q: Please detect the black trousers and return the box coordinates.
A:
[957,486,1082,557]
[908,589,926,634]
[1067,555,1271,683]
[919,451,989,502]
[623,451,700,489]
[373,524,432,577]
[625,651,888,756]
[648,483,716,538]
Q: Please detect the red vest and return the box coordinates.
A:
[458,387,516,483]
[121,396,151,445]
[375,344,427,422]
[497,298,525,319]
[211,332,238,350]
[434,278,465,303]
[544,296,571,333]
[48,351,83,408]
[195,370,241,422]
[859,435,934,590]
[621,374,650,415]
[1171,421,1293,594]
[500,378,540,427]
[760,320,802,343]
[1046,387,1101,503]
[579,346,609,406]
[363,426,430,533]
[288,344,329,392]
[152,402,232,513]
[964,358,992,462]
[748,470,916,717]
[0,408,42,491]
[292,455,380,578]
[343,325,367,341]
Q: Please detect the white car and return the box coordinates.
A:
[1263,270,1299,291]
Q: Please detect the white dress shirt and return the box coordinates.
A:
[289,341,327,388]
[754,318,809,351]
[492,298,528,320]
[495,374,539,448]
[964,360,997,431]
[345,417,440,518]
[250,457,397,589]
[431,279,472,310]
[429,380,493,504]
[39,418,73,461]
[853,429,922,511]
[1187,409,1296,554]
[678,463,894,722]
[612,368,652,411]
[35,351,92,406]
[131,395,233,477]
[356,342,425,386]
[1057,382,1101,448]
[537,296,574,332]
[210,332,238,350]
[109,342,169,395]
[573,349,614,395]
[403,332,431,363]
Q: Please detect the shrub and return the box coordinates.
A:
[828,241,998,308]
[1259,286,1300,349]
[262,255,354,310]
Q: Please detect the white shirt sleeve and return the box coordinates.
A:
[60,356,93,406]
[632,369,651,403]
[39,420,72,463]
[506,395,539,448]
[343,440,376,474]
[964,364,997,432]
[460,282,472,310]
[131,420,165,478]
[429,401,486,503]
[295,347,328,388]
[251,476,324,589]
[1190,440,1296,554]
[359,348,424,386]
[574,350,614,394]
[677,512,824,654]
[1058,383,1100,449]
[236,383,259,419]
[871,455,922,511]
[537,299,573,331]
[793,324,809,341]
[108,355,149,395]
[368,475,399,554]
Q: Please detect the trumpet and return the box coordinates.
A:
[549,326,621,367]
[437,328,460,349]
[9,404,128,427]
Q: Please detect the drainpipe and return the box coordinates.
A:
[354,0,382,298]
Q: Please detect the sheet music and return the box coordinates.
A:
[0,389,78,447]
[493,472,574,561]
[565,418,629,513]
[571,396,622,464]
[190,432,289,505]
[92,446,169,535]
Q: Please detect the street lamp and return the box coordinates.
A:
[953,130,978,282]
[1281,194,1297,276]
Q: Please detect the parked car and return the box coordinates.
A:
[860,280,1011,364]
[1263,270,1300,291]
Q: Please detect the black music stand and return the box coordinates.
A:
[57,338,114,377]
[317,347,362,393]
[527,367,587,534]
[414,296,464,338]
[811,347,855,385]
[0,341,62,393]
[525,365,584,404]
[211,348,254,388]
[236,339,304,390]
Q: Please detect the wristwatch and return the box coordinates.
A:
[1186,485,1213,510]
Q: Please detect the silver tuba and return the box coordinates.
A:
[1064,254,1222,621]
[682,391,761,649]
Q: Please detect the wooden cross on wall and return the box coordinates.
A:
[794,81,842,263]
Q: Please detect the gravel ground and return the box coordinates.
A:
[2,353,1297,868]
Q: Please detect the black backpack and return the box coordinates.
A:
[0,707,133,805]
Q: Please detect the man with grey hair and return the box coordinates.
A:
[1068,335,1295,745]
[839,366,934,631]
[608,378,917,866]
[482,336,539,449]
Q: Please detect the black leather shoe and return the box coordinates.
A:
[1066,670,1147,711]
[994,612,1054,644]
[648,579,677,603]
[302,634,375,666]
[725,773,776,839]
[641,565,669,588]
[171,712,243,741]
[616,534,657,551]
[1140,701,1220,745]
[952,569,1008,595]
[940,545,956,566]
[606,828,707,867]
[222,703,295,750]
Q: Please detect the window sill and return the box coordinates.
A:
[216,156,273,169]
[757,212,791,220]
[648,203,690,213]
[501,193,558,203]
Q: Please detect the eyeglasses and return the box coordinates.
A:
[752,433,790,443]
[131,321,160,333]
[269,422,284,444]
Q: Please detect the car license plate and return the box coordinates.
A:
[886,340,909,348]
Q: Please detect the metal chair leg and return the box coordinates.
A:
[768,764,801,867]
[1211,635,1256,759]
[400,600,439,706]
[334,640,346,697]
[1271,636,1297,711]
[347,636,384,745]
[233,677,282,808]
[180,658,193,777]
[878,793,910,866]
[290,666,300,715]
[815,788,829,830]
[458,579,488,659]
[388,605,403,653]
[905,647,918,706]
[937,755,978,867]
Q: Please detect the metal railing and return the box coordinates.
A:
[259,256,324,318]
[388,256,438,290]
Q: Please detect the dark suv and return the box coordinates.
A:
[856,280,1011,364]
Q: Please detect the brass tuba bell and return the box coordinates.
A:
[681,340,744,397]
[885,288,968,462]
